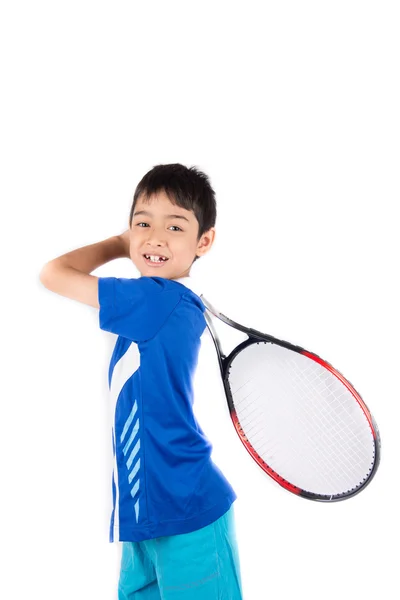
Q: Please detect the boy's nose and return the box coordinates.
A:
[146,230,167,246]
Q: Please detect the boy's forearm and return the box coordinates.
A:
[43,235,127,274]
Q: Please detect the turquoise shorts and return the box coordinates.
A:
[118,503,243,599]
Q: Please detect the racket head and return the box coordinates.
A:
[224,338,381,502]
[201,298,381,502]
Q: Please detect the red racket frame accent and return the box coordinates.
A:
[301,350,377,439]
[230,408,302,495]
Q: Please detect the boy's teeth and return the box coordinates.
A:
[146,255,166,262]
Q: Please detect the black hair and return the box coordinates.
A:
[129,163,217,262]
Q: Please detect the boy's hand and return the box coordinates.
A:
[118,229,131,259]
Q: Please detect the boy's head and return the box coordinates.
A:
[127,163,216,280]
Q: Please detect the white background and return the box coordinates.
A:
[2,1,399,599]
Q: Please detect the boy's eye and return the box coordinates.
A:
[135,222,182,232]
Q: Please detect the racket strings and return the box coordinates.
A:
[289,364,371,462]
[288,359,373,470]
[227,343,375,496]
[247,371,371,492]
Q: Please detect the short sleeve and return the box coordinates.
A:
[98,276,183,342]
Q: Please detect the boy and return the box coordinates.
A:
[39,163,244,599]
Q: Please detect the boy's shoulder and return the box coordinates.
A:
[98,274,208,343]
[154,276,206,312]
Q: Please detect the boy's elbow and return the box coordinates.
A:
[39,263,52,288]
[39,261,63,291]
[38,261,99,308]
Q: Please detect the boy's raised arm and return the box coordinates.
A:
[39,234,129,308]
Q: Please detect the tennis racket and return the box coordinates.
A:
[200,295,381,502]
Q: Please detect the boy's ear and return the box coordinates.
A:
[196,227,216,258]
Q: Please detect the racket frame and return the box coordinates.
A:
[200,294,381,502]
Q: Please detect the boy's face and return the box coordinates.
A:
[129,190,215,280]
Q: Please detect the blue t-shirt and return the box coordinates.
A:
[98,274,237,542]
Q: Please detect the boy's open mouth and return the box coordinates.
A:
[143,254,169,266]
